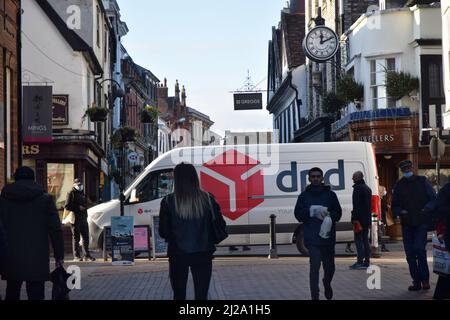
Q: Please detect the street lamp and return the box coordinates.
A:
[98,78,126,216]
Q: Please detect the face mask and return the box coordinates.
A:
[403,172,413,178]
[74,184,83,191]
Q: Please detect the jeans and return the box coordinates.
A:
[169,255,213,300]
[355,227,371,264]
[402,224,429,284]
[71,217,90,258]
[5,280,45,300]
[307,245,335,300]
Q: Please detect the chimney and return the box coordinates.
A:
[157,77,168,99]
[175,80,180,100]
[290,0,305,13]
[181,85,187,106]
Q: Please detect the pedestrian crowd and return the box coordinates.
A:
[0,161,449,300]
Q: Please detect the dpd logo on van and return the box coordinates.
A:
[200,150,264,221]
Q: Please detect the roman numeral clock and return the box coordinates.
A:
[303,25,339,63]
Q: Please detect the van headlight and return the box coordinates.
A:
[89,211,103,221]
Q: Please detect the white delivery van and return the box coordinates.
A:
[88,142,380,255]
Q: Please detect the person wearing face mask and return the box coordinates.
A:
[65,179,95,262]
[392,160,436,291]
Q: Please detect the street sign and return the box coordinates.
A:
[234,93,263,110]
[429,136,446,160]
[127,151,139,163]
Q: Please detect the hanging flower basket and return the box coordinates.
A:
[141,104,158,124]
[321,91,346,119]
[386,71,419,101]
[112,126,137,147]
[336,75,364,103]
[84,105,109,122]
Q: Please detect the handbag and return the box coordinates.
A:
[50,266,71,300]
[62,208,75,225]
[432,235,450,277]
[207,194,228,244]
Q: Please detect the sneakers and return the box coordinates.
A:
[73,257,83,262]
[323,279,333,300]
[349,262,368,270]
[408,282,422,291]
[84,255,96,262]
[345,246,354,253]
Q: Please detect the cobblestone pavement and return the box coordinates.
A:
[0,242,439,300]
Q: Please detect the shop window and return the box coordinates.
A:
[370,58,396,109]
[47,163,75,212]
[129,169,174,204]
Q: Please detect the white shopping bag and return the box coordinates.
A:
[432,235,450,276]
[319,216,333,239]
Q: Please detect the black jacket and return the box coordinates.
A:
[294,184,342,247]
[0,180,64,281]
[159,192,226,257]
[351,179,372,228]
[65,188,87,219]
[0,218,5,276]
[392,175,436,227]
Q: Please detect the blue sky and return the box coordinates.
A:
[118,0,287,136]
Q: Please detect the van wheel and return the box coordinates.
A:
[296,227,309,256]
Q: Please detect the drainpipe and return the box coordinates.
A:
[17,2,22,167]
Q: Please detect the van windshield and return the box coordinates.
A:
[129,169,174,203]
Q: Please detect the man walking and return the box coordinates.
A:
[0,167,64,300]
[65,178,95,261]
[350,171,372,270]
[392,160,435,291]
[294,167,342,300]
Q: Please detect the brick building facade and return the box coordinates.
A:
[0,0,21,187]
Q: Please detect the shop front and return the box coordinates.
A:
[332,108,420,239]
[23,139,105,253]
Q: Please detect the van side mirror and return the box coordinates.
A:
[129,189,139,204]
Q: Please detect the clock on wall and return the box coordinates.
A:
[303,25,339,63]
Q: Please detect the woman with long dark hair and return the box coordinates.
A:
[159,163,226,300]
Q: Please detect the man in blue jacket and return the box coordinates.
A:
[294,167,342,300]
[392,159,435,291]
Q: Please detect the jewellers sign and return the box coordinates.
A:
[234,93,263,110]
[52,95,69,125]
[23,86,53,143]
[358,134,395,143]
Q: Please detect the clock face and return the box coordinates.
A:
[303,26,339,62]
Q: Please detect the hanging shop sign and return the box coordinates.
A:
[52,95,69,125]
[23,86,53,143]
[234,93,263,110]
